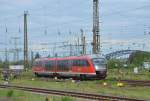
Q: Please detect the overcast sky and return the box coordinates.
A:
[0,0,150,58]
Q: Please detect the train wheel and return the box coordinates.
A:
[35,73,40,77]
[100,76,106,80]
[80,74,86,80]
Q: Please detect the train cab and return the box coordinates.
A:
[90,55,107,78]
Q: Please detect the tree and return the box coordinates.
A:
[107,59,123,69]
[35,52,41,59]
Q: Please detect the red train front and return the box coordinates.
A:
[32,55,107,79]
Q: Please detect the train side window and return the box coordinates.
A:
[73,60,89,67]
[57,60,63,70]
[64,60,69,70]
[73,60,78,66]
[82,60,90,67]
[78,60,82,66]
[51,61,55,67]
[73,60,81,67]
[33,61,42,67]
[79,60,89,67]
[44,61,50,67]
[45,61,55,70]
[57,60,70,71]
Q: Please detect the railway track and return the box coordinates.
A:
[0,84,146,101]
[120,80,150,86]
[37,78,150,86]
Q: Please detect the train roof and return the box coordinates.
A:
[35,54,105,61]
[87,54,105,59]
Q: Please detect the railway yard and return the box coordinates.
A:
[0,52,150,101]
[0,69,150,101]
[0,0,150,101]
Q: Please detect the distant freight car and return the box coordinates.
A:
[32,55,107,79]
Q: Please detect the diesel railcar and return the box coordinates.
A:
[32,55,107,79]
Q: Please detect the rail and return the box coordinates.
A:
[120,80,150,86]
[0,84,146,101]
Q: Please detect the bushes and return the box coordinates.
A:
[107,59,124,69]
[107,51,150,69]
[0,62,4,68]
[7,90,14,97]
[128,51,150,67]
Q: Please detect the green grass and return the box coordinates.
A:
[107,68,150,80]
[0,69,150,100]
[0,77,149,100]
[0,88,75,101]
[0,88,48,101]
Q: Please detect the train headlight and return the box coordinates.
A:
[95,65,99,70]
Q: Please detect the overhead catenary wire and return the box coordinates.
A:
[0,3,149,36]
[0,2,149,58]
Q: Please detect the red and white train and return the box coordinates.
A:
[32,55,107,79]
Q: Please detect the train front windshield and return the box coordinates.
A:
[92,58,107,70]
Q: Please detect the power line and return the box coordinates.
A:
[0,14,23,22]
[102,4,150,17]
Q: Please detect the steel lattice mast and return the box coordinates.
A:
[93,0,100,54]
[24,11,29,69]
